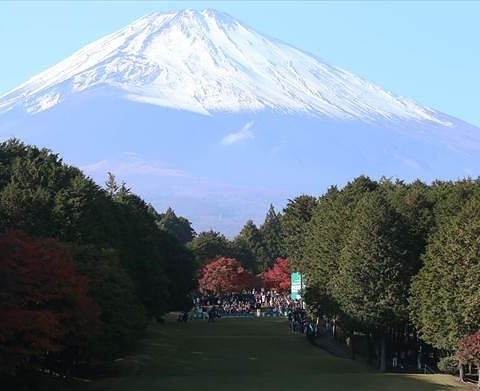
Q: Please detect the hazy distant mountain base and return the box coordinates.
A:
[1,92,479,235]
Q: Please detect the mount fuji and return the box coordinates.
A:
[1,9,479,235]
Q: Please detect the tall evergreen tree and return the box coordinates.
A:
[303,186,344,318]
[155,207,196,246]
[333,191,412,371]
[156,230,197,311]
[302,178,380,326]
[259,204,284,267]
[105,172,119,196]
[235,220,267,273]
[187,230,233,267]
[107,191,170,318]
[430,178,480,231]
[381,179,434,264]
[71,245,147,358]
[282,195,317,271]
[410,192,480,351]
[230,237,257,273]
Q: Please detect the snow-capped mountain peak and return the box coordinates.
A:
[0,9,449,125]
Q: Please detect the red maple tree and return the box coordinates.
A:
[456,332,480,382]
[263,258,291,291]
[0,231,100,374]
[198,257,254,294]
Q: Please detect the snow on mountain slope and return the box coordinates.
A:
[2,9,479,236]
[0,9,449,125]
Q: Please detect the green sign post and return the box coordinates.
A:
[291,272,303,300]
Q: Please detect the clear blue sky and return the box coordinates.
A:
[1,1,479,127]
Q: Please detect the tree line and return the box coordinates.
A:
[187,174,480,374]
[3,137,480,380]
[0,139,197,378]
[186,204,284,274]
[280,176,480,372]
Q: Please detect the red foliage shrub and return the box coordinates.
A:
[263,258,291,291]
[0,231,100,373]
[199,257,254,294]
[456,332,480,365]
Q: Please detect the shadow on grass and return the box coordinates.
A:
[68,318,467,391]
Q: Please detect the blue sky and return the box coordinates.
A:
[1,1,479,127]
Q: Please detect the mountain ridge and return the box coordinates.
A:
[0,9,450,125]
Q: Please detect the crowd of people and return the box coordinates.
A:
[252,289,294,315]
[188,291,317,345]
[288,308,319,340]
[191,289,297,318]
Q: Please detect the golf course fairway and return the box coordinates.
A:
[77,317,466,391]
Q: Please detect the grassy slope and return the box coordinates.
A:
[81,317,466,391]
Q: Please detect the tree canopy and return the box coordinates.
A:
[0,139,197,375]
[263,258,291,292]
[187,230,233,267]
[410,192,480,350]
[281,195,317,270]
[154,207,196,245]
[198,257,254,294]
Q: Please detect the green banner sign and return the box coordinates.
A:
[291,272,303,300]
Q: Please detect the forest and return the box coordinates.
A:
[190,170,480,376]
[0,139,197,379]
[2,138,480,382]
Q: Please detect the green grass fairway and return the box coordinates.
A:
[80,317,466,391]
